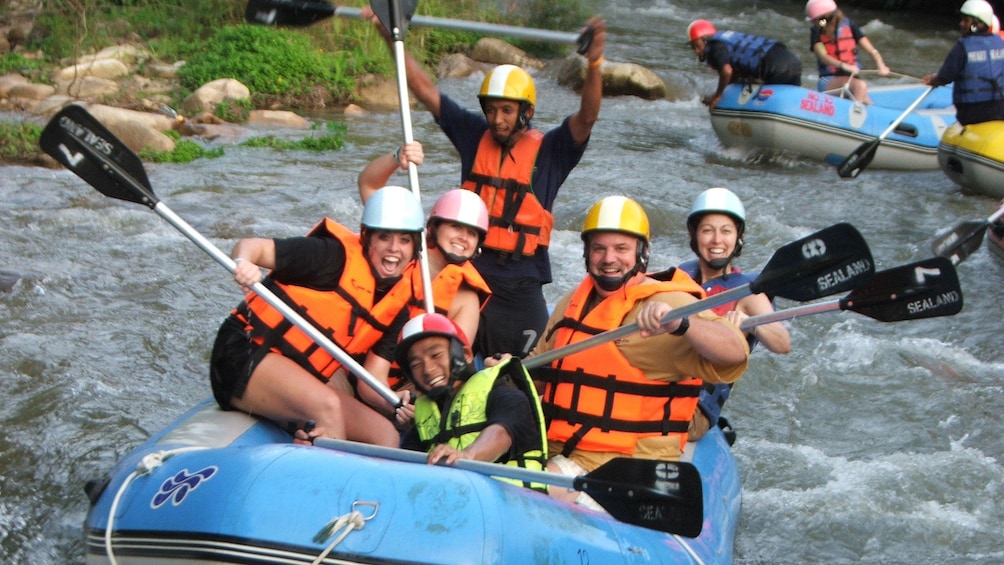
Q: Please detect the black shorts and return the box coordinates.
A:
[762,44,802,87]
[209,315,268,410]
[474,276,548,359]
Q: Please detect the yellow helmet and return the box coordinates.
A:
[478,64,536,107]
[581,196,650,242]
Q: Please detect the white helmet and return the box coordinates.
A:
[960,0,994,27]
[361,186,424,232]
[687,187,747,262]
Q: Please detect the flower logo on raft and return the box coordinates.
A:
[151,466,218,509]
[800,92,835,116]
[754,88,773,102]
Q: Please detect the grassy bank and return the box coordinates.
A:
[0,0,591,162]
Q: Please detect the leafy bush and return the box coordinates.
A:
[241,121,347,151]
[177,24,354,102]
[0,121,42,162]
[139,132,226,163]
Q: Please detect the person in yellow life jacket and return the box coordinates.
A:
[395,313,547,489]
[209,186,424,448]
[362,6,607,360]
[806,0,890,104]
[528,196,749,509]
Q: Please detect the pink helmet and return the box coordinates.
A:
[687,19,717,42]
[805,0,838,21]
[428,189,489,235]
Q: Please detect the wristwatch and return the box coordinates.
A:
[670,316,690,336]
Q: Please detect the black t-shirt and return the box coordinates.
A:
[270,235,408,362]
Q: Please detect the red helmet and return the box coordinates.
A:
[394,313,470,380]
[687,19,717,42]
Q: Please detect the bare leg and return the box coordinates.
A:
[233,353,398,447]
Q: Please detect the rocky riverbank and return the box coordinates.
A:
[1,16,666,167]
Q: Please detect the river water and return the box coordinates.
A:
[2,1,1002,563]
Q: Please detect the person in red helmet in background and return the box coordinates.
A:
[687,18,803,110]
[923,0,1004,125]
[806,0,890,104]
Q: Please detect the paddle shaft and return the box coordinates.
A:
[523,284,751,370]
[740,300,841,329]
[383,0,435,313]
[838,86,936,178]
[316,437,580,490]
[335,6,583,47]
[873,86,936,141]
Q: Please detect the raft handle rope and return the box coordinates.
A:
[311,500,379,564]
[104,446,210,565]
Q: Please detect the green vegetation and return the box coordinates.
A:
[241,121,347,151]
[0,121,42,163]
[140,130,226,163]
[1,0,591,162]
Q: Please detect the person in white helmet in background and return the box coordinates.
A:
[529,196,748,510]
[362,7,607,361]
[686,18,803,110]
[805,0,890,104]
[678,188,791,443]
[209,186,424,447]
[395,313,546,490]
[923,0,1004,125]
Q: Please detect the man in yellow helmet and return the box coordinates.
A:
[364,8,607,361]
[527,196,749,508]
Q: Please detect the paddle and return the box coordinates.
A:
[524,222,874,370]
[368,0,436,313]
[315,437,704,537]
[38,104,403,408]
[836,86,936,178]
[245,0,593,54]
[931,204,1004,265]
[739,256,963,329]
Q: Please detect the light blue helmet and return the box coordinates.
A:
[361,186,424,232]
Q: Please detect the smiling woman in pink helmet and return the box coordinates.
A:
[805,0,889,104]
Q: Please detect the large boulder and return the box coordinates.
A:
[181,78,250,116]
[470,37,545,70]
[555,54,667,100]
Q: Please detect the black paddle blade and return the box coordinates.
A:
[576,24,595,55]
[371,0,418,39]
[752,222,874,302]
[841,256,963,322]
[39,105,157,209]
[837,140,878,178]
[931,219,988,265]
[245,0,335,26]
[576,458,704,537]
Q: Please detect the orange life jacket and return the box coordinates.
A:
[406,261,491,319]
[236,218,416,380]
[461,129,553,260]
[819,20,858,76]
[537,270,706,456]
